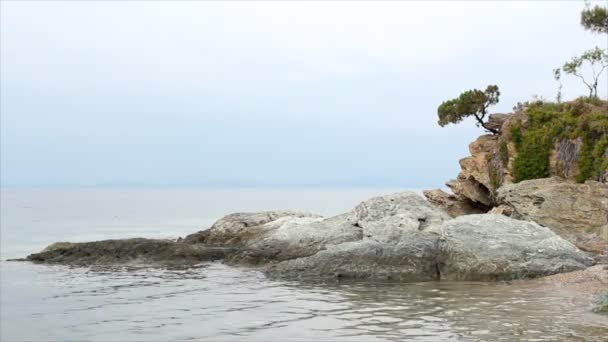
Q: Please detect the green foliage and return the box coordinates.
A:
[489,165,500,191]
[577,135,594,183]
[512,129,552,182]
[511,120,523,149]
[499,140,509,166]
[510,101,608,183]
[553,68,562,103]
[581,4,608,34]
[437,85,500,133]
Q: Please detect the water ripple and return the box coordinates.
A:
[1,261,607,341]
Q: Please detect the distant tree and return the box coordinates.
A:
[553,68,563,103]
[437,85,500,134]
[561,46,608,97]
[581,4,608,34]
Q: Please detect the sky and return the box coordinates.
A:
[1,1,607,188]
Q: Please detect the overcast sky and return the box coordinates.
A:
[1,1,606,188]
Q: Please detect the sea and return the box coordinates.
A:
[1,188,607,341]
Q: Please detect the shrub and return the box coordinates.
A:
[499,140,509,166]
[510,102,607,183]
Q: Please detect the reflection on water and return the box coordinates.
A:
[1,262,606,341]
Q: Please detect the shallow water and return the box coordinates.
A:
[1,189,607,341]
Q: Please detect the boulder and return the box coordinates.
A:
[182,211,322,246]
[266,192,449,280]
[497,177,608,254]
[438,214,593,281]
[232,192,449,267]
[423,189,487,217]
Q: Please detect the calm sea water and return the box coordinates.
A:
[1,188,607,341]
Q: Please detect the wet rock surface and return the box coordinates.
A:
[27,238,236,266]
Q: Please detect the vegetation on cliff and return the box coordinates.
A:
[435,3,607,187]
[509,98,608,183]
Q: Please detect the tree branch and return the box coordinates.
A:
[473,112,498,134]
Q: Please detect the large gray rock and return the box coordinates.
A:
[497,177,608,254]
[266,192,449,280]
[182,211,322,246]
[229,192,450,270]
[438,214,593,281]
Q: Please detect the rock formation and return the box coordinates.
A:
[497,177,608,254]
[425,99,608,218]
[24,192,593,281]
[422,189,486,218]
[26,238,236,265]
[438,214,591,280]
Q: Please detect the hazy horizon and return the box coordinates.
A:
[2,1,607,188]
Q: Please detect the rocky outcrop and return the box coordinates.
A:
[27,238,236,265]
[266,192,449,280]
[23,192,594,281]
[485,113,509,132]
[447,134,500,207]
[214,192,449,271]
[182,211,322,246]
[497,177,608,254]
[423,189,486,217]
[488,204,514,216]
[428,99,608,218]
[550,138,582,179]
[437,214,592,281]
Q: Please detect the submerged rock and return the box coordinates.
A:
[27,238,236,265]
[438,214,593,281]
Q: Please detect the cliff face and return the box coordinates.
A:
[427,98,608,213]
[425,98,608,254]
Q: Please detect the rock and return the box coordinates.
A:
[41,242,76,252]
[447,135,500,207]
[182,211,322,246]
[22,191,594,283]
[486,113,510,132]
[497,177,608,254]
[266,192,449,280]
[550,138,582,180]
[423,189,487,217]
[438,214,593,281]
[593,293,608,314]
[267,237,440,281]
[488,204,513,216]
[237,192,449,268]
[27,238,236,265]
